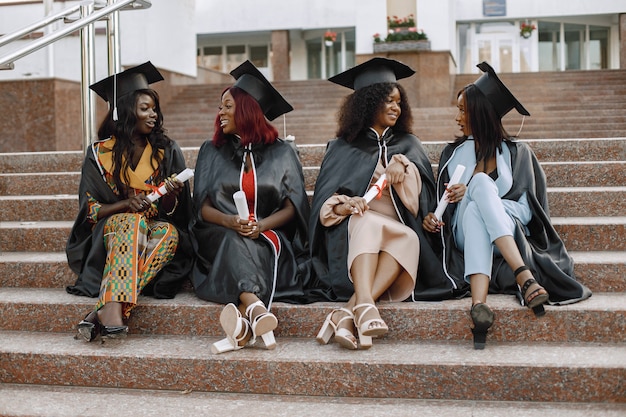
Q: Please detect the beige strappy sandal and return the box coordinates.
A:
[316,307,358,350]
[211,303,251,354]
[245,300,278,350]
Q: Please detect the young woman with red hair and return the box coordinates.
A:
[190,61,311,354]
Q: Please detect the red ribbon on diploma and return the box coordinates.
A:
[374,178,387,199]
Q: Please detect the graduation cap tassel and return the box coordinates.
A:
[112,71,118,121]
[282,114,286,139]
[515,115,526,137]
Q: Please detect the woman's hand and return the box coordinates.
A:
[164,174,184,198]
[385,159,407,184]
[128,192,151,213]
[422,212,443,233]
[445,183,466,204]
[238,217,261,239]
[334,195,368,216]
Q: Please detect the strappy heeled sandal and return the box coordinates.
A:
[316,308,357,350]
[470,302,495,350]
[245,300,278,350]
[353,303,388,349]
[211,303,251,354]
[515,266,549,317]
[77,311,101,342]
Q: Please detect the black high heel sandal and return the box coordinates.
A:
[77,311,101,342]
[100,324,128,339]
[515,266,549,317]
[470,303,494,350]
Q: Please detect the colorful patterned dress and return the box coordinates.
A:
[66,136,194,314]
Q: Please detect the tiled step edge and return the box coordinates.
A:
[3,218,624,252]
[0,288,624,344]
[0,383,625,417]
[1,250,623,293]
[0,331,624,403]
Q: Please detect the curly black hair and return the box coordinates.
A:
[336,82,413,143]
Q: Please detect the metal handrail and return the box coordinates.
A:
[0,0,151,70]
[0,2,83,48]
[0,0,152,151]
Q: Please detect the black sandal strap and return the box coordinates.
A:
[514,265,530,278]
[520,277,538,295]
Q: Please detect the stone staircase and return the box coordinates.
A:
[164,69,626,148]
[0,132,625,414]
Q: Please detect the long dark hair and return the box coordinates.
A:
[212,86,278,148]
[336,82,413,143]
[97,89,170,198]
[454,84,510,166]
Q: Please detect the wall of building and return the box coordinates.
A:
[0,0,197,82]
[455,0,625,21]
[194,0,388,55]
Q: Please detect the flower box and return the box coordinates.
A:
[373,40,431,53]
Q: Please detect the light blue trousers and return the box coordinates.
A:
[454,173,515,281]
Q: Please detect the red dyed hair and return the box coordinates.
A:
[212,86,278,147]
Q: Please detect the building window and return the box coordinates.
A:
[306,29,355,79]
[199,46,222,71]
[538,21,610,71]
[226,45,246,73]
[249,45,269,68]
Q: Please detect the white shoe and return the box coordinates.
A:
[245,300,278,350]
[210,303,250,354]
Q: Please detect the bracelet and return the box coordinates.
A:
[165,196,179,216]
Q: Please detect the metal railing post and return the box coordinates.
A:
[80,1,96,152]
[107,0,122,75]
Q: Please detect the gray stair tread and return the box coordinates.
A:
[0,287,623,313]
[1,330,624,368]
[0,383,624,417]
[3,217,624,229]
[1,250,623,264]
[551,216,626,225]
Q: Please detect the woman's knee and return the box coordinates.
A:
[467,172,498,200]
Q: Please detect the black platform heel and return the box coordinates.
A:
[470,303,494,350]
[100,324,128,339]
[77,311,101,342]
[515,266,549,317]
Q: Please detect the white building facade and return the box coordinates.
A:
[0,0,624,82]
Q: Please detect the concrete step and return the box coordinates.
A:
[0,330,624,403]
[2,186,623,220]
[1,251,623,293]
[0,139,623,175]
[0,288,624,344]
[1,217,623,252]
[2,248,622,293]
[2,157,624,197]
[1,383,624,417]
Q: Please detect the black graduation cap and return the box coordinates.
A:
[328,57,415,91]
[230,60,293,121]
[89,61,164,104]
[474,61,530,118]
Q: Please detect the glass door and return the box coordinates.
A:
[475,33,515,73]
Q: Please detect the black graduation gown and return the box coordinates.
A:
[308,129,469,302]
[189,137,311,306]
[65,139,195,299]
[437,139,592,304]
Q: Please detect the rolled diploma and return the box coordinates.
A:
[233,190,250,219]
[434,164,465,220]
[146,168,194,202]
[362,174,387,203]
